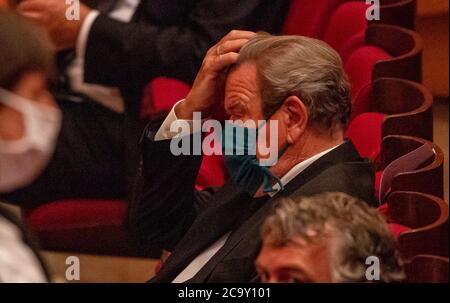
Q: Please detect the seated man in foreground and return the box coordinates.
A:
[257,192,405,283]
[129,31,377,282]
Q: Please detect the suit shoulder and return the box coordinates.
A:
[292,161,376,206]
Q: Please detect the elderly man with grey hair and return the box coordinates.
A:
[257,192,405,283]
[130,31,377,283]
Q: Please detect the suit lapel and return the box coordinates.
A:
[282,140,362,196]
[187,141,364,282]
[187,196,273,282]
[154,140,363,282]
[152,182,252,282]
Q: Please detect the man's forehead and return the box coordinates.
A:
[226,62,259,87]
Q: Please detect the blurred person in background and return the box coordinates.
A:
[0,206,49,282]
[1,0,291,207]
[0,10,54,282]
[0,10,61,198]
[256,192,405,283]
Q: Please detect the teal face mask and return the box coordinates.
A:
[222,120,284,196]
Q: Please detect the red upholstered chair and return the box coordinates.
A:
[323,2,369,62]
[366,24,423,83]
[22,199,151,257]
[347,78,434,162]
[385,192,449,260]
[345,24,423,116]
[379,142,434,202]
[376,136,444,200]
[405,255,449,283]
[347,112,385,161]
[282,0,347,38]
[323,1,417,63]
[345,46,391,105]
[351,77,433,135]
[141,77,191,118]
[368,78,433,141]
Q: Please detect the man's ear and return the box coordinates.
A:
[281,96,308,144]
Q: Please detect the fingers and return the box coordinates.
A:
[220,30,256,43]
[207,30,255,56]
[217,39,250,55]
[203,30,256,73]
[212,52,239,71]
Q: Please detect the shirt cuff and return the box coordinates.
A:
[76,10,100,63]
[154,100,199,141]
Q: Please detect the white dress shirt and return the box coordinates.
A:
[155,101,340,282]
[66,0,141,113]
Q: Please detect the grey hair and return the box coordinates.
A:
[261,192,405,283]
[237,33,351,129]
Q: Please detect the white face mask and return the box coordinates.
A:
[0,88,62,192]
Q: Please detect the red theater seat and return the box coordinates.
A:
[345,46,391,104]
[347,112,385,160]
[346,26,424,119]
[368,78,434,141]
[387,222,412,238]
[323,0,417,63]
[283,0,346,38]
[196,154,227,191]
[22,199,149,257]
[323,2,369,62]
[347,77,433,167]
[366,24,423,83]
[141,77,191,117]
[378,141,435,202]
[377,136,444,200]
[385,191,449,259]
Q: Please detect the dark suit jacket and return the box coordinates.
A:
[128,125,377,283]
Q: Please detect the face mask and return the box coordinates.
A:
[222,120,284,196]
[0,88,62,192]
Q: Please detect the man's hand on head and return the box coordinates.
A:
[176,30,256,120]
[17,0,91,51]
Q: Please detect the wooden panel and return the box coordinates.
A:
[417,15,449,96]
[418,0,449,17]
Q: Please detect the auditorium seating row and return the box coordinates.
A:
[21,0,448,282]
